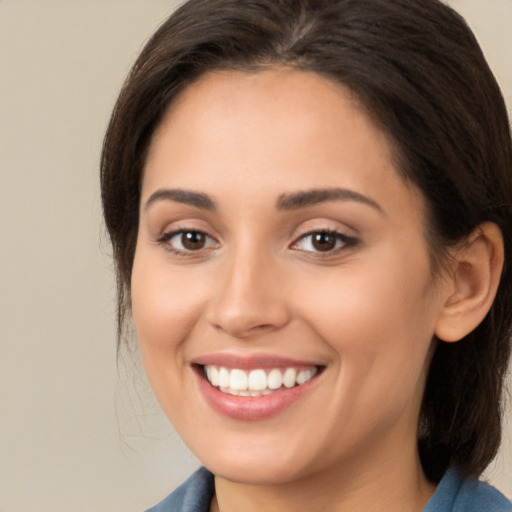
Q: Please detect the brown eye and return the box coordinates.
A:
[292,230,357,254]
[159,229,217,253]
[311,232,337,252]
[181,231,206,250]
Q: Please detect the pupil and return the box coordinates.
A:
[312,232,336,251]
[182,231,205,250]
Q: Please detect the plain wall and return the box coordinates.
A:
[0,1,510,511]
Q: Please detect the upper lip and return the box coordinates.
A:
[192,353,324,370]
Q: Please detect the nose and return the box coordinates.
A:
[206,249,291,339]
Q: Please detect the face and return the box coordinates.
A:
[132,69,449,485]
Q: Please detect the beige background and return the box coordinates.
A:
[0,1,510,511]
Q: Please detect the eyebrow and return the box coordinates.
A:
[145,189,216,211]
[144,187,383,214]
[276,188,384,214]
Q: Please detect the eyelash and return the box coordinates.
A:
[157,229,218,256]
[291,229,358,255]
[156,228,358,257]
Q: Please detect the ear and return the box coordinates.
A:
[435,222,504,343]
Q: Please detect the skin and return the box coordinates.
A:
[131,69,459,511]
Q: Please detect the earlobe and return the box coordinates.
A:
[434,222,504,343]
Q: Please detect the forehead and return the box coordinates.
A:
[148,70,386,170]
[142,68,423,221]
[156,68,379,143]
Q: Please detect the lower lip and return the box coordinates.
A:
[195,368,320,421]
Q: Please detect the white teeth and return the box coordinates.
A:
[297,368,312,385]
[230,369,248,391]
[267,368,283,390]
[248,369,267,390]
[283,368,297,388]
[207,366,219,387]
[218,367,230,388]
[203,365,319,395]
[297,368,317,384]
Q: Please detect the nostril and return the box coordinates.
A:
[210,316,286,340]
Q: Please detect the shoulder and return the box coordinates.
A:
[424,468,511,512]
[144,467,215,512]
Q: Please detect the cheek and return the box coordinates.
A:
[293,251,438,391]
[131,254,205,348]
[130,250,212,405]
[295,270,436,448]
[130,250,219,427]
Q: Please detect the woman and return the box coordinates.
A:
[101,0,512,510]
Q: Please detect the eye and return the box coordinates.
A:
[158,230,217,253]
[292,230,357,253]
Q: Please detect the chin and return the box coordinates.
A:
[207,457,309,486]
[193,436,324,486]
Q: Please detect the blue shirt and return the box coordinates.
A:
[145,466,511,512]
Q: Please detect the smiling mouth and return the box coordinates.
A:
[199,365,322,397]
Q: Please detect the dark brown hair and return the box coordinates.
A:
[101,0,512,481]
